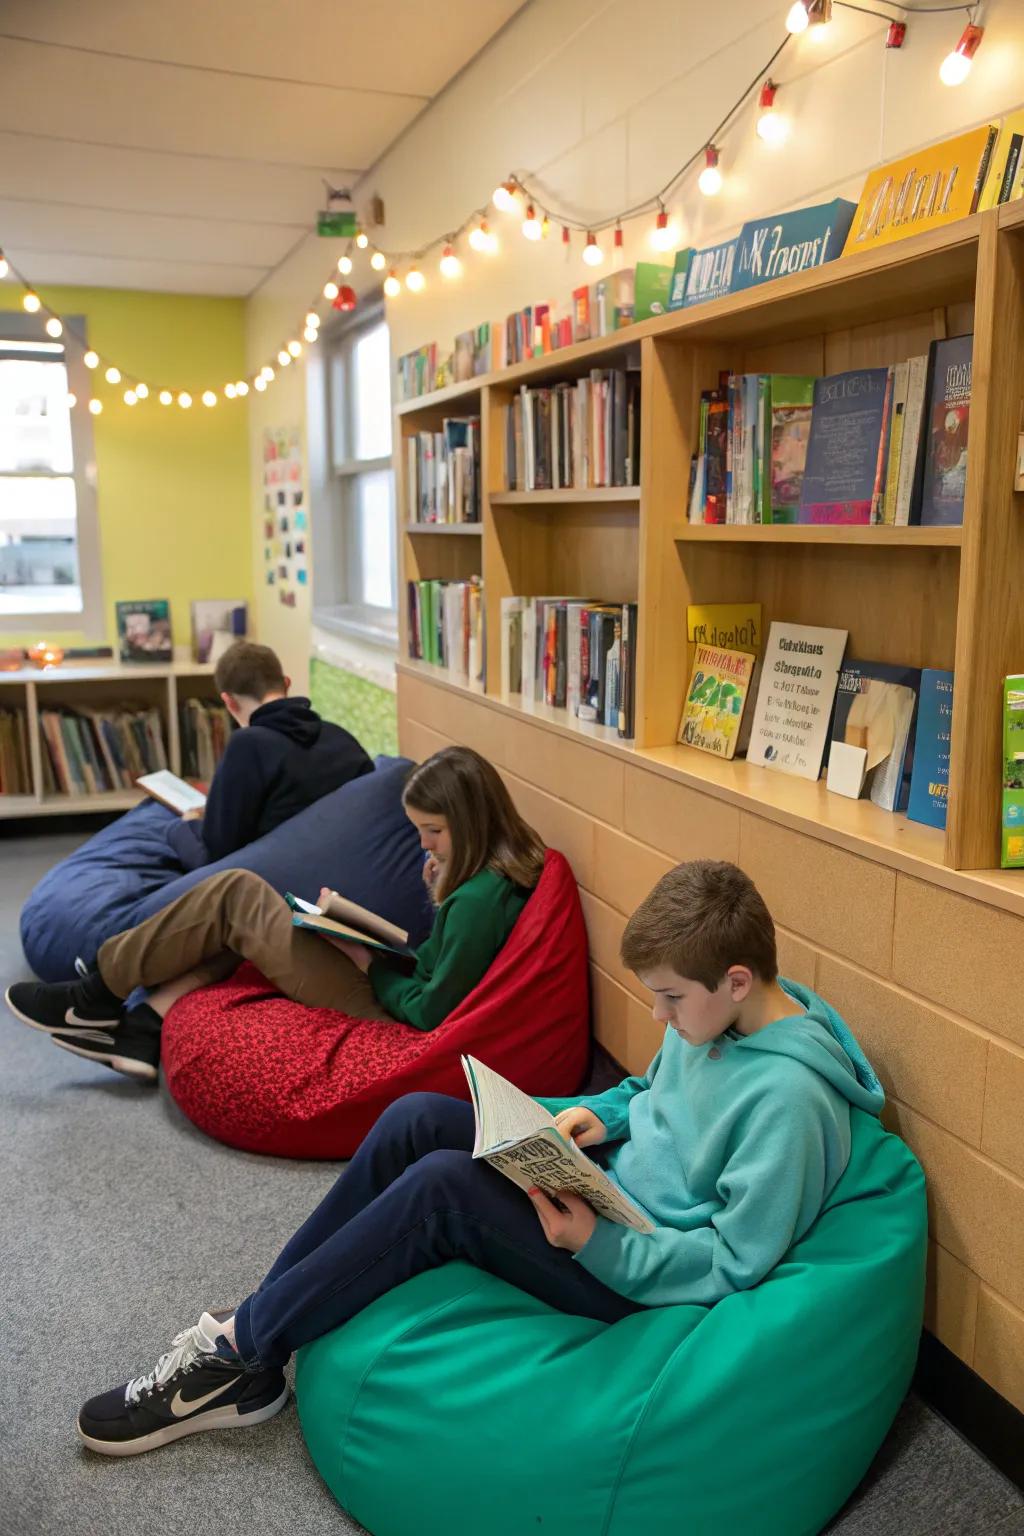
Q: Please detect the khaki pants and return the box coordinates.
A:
[98,870,393,1019]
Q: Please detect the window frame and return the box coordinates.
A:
[0,312,104,635]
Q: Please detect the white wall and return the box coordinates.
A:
[246,0,1024,683]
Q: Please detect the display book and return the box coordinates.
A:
[504,367,641,492]
[462,1054,655,1233]
[407,577,484,687]
[406,416,481,525]
[499,595,639,740]
[677,604,763,761]
[190,600,247,664]
[116,600,172,663]
[285,891,416,961]
[1001,675,1024,869]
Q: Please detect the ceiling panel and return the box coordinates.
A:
[0,198,302,267]
[7,251,268,297]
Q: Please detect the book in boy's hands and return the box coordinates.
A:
[461,1055,655,1234]
[136,770,207,816]
[285,891,415,960]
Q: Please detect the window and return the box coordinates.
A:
[313,305,396,642]
[0,314,102,631]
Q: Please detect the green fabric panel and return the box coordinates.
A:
[295,1109,926,1536]
[309,658,398,761]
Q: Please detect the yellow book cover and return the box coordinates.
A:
[978,109,1024,210]
[685,602,762,654]
[678,644,755,760]
[842,125,998,255]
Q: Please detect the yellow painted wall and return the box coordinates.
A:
[0,286,251,650]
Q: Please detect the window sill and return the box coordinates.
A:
[313,606,398,650]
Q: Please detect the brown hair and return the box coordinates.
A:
[402,746,546,904]
[214,641,286,701]
[620,860,777,989]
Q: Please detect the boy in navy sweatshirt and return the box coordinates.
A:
[169,641,372,867]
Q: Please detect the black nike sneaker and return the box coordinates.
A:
[77,1311,288,1456]
[5,969,124,1035]
[51,1004,162,1084]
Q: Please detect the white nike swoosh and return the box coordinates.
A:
[169,1379,237,1418]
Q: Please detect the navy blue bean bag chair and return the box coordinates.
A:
[20,756,434,982]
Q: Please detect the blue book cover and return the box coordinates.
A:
[798,367,892,524]
[683,238,738,307]
[731,199,857,293]
[829,659,920,812]
[917,334,972,526]
[907,668,954,828]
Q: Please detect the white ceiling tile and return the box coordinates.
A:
[0,255,265,297]
[0,199,300,267]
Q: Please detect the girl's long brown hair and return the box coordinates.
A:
[403,746,546,905]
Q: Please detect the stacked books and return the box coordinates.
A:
[0,707,32,795]
[39,706,168,797]
[500,596,638,739]
[407,578,484,687]
[453,326,492,382]
[505,370,641,492]
[395,343,439,402]
[406,417,481,524]
[179,698,232,782]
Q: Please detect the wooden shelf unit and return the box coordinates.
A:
[394,210,1024,873]
[0,661,218,819]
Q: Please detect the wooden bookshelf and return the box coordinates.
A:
[394,210,1024,874]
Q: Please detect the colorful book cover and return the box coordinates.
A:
[1002,675,1024,868]
[683,239,737,307]
[572,285,591,342]
[917,334,972,527]
[766,375,815,524]
[634,261,673,320]
[977,109,1024,209]
[798,368,892,525]
[907,668,954,829]
[613,268,635,328]
[190,599,247,664]
[829,660,921,812]
[746,622,849,780]
[843,124,998,255]
[116,600,172,663]
[686,602,762,655]
[703,393,729,523]
[666,248,694,311]
[732,199,856,292]
[677,645,755,759]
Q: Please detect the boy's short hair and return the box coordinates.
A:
[213,640,286,701]
[620,860,778,989]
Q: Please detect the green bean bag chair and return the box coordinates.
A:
[295,1106,926,1536]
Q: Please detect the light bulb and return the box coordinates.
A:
[287,339,302,357]
[84,350,99,369]
[45,316,63,338]
[337,255,353,275]
[355,230,369,249]
[66,391,77,409]
[383,269,401,298]
[178,391,192,409]
[123,389,138,406]
[303,325,318,343]
[305,311,319,328]
[23,291,41,313]
[278,350,291,366]
[522,204,542,241]
[440,244,462,279]
[406,267,425,292]
[323,281,339,300]
[0,251,7,278]
[202,390,217,407]
[135,382,149,399]
[786,1,809,31]
[698,146,723,196]
[370,250,387,271]
[88,398,103,415]
[261,365,274,381]
[159,389,173,405]
[254,376,267,392]
[469,219,498,253]
[650,211,675,251]
[939,24,983,86]
[225,383,237,399]
[105,366,121,384]
[757,110,789,143]
[235,381,249,397]
[541,216,551,239]
[492,180,519,213]
[582,233,604,267]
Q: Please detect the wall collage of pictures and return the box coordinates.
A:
[262,425,308,607]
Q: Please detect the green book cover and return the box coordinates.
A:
[666,248,694,312]
[634,261,673,321]
[1002,674,1024,867]
[767,375,816,524]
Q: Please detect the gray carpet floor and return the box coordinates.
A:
[2,823,1023,1536]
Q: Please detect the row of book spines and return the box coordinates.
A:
[406,579,485,682]
[396,343,438,401]
[0,707,32,795]
[505,372,640,492]
[179,699,231,782]
[406,420,481,525]
[39,707,168,797]
[500,598,638,739]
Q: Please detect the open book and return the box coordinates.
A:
[462,1055,655,1233]
[136,770,207,816]
[285,891,415,960]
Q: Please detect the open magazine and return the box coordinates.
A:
[285,891,416,960]
[461,1055,655,1234]
[136,770,207,816]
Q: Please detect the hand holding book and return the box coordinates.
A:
[527,1186,597,1252]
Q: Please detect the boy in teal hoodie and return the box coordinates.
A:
[530,859,885,1306]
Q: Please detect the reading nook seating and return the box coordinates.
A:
[19,756,433,982]
[160,849,590,1158]
[294,1104,926,1536]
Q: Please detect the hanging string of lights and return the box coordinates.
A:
[0,1,988,413]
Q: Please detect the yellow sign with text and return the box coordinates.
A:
[842,125,997,256]
[686,603,762,655]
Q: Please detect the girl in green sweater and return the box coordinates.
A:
[6,747,546,1078]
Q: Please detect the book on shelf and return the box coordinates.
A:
[978,110,1024,210]
[828,661,921,812]
[190,599,247,664]
[39,705,169,797]
[504,370,641,492]
[843,124,998,256]
[136,770,207,816]
[116,600,172,664]
[689,375,815,526]
[285,891,415,960]
[572,285,591,343]
[396,343,438,401]
[666,248,694,312]
[1002,676,1024,869]
[0,706,32,795]
[503,596,638,738]
[746,622,849,781]
[914,334,972,527]
[407,578,484,686]
[179,697,232,781]
[634,261,673,321]
[731,199,857,293]
[683,238,738,306]
[461,1054,655,1233]
[907,668,954,830]
[407,417,481,524]
[798,368,893,525]
[678,645,756,759]
[453,325,490,383]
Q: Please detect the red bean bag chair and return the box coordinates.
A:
[161,850,590,1158]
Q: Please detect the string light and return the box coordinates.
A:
[45,316,63,338]
[254,376,267,392]
[940,20,984,85]
[0,250,7,279]
[287,339,302,357]
[277,349,292,366]
[406,267,425,292]
[698,145,723,196]
[337,255,353,275]
[159,389,173,405]
[202,389,217,407]
[383,269,401,298]
[439,243,462,279]
[562,226,571,248]
[787,0,831,31]
[178,392,192,408]
[83,351,99,370]
[522,204,543,240]
[650,209,675,251]
[305,311,319,329]
[323,281,339,300]
[355,230,369,249]
[224,382,237,399]
[235,381,249,396]
[66,391,77,409]
[22,291,40,313]
[582,232,604,267]
[492,179,520,213]
[105,366,121,384]
[541,215,551,239]
[123,389,137,406]
[468,218,496,253]
[303,325,318,342]
[135,382,149,399]
[370,250,387,271]
[88,399,103,415]
[261,365,274,381]
[756,80,788,144]
[786,1,810,31]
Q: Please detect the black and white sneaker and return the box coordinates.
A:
[5,970,124,1035]
[77,1311,288,1456]
[51,1005,162,1084]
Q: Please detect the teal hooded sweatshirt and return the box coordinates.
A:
[537,978,884,1309]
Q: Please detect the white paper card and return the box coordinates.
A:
[746,622,849,781]
[827,741,868,799]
